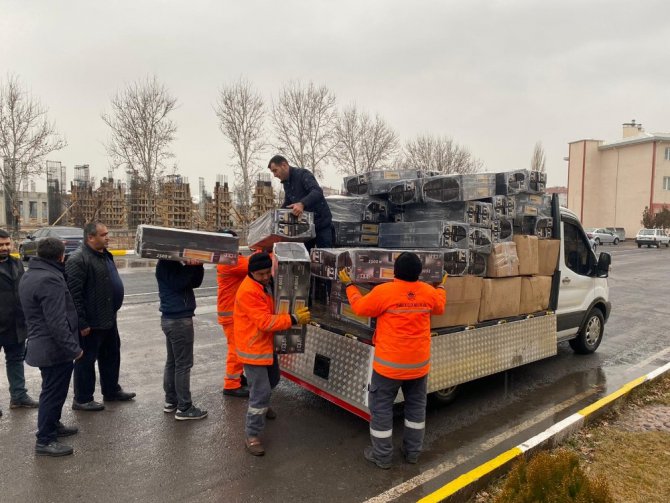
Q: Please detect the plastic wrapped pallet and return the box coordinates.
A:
[491,218,514,243]
[272,242,311,354]
[367,169,423,196]
[468,227,492,254]
[135,225,239,264]
[443,249,469,276]
[420,175,462,203]
[486,241,519,277]
[387,179,420,205]
[378,221,469,249]
[460,173,496,200]
[348,248,444,284]
[310,248,353,280]
[247,209,315,250]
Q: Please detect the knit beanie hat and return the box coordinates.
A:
[248,252,273,273]
[394,252,422,282]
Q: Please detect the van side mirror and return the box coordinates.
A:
[596,252,611,277]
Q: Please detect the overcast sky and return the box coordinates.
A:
[3,0,670,195]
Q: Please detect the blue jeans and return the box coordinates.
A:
[1,341,29,401]
[161,317,194,411]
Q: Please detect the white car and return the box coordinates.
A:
[635,228,670,248]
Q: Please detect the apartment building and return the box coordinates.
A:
[567,121,670,238]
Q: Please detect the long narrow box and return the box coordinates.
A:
[367,169,423,196]
[421,175,462,203]
[468,227,492,254]
[272,243,311,354]
[135,225,239,264]
[333,222,379,247]
[387,179,420,205]
[326,196,391,223]
[443,249,469,276]
[348,248,444,284]
[248,209,315,250]
[461,173,496,200]
[379,221,469,249]
[310,248,353,280]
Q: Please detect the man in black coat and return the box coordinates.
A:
[268,154,333,250]
[0,229,38,417]
[19,237,82,456]
[65,221,135,412]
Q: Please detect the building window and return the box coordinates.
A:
[42,202,48,221]
[665,177,670,191]
[666,147,670,161]
[18,201,24,217]
[29,201,37,219]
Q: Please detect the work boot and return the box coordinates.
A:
[35,440,74,457]
[72,400,105,411]
[56,422,79,437]
[400,445,419,464]
[10,395,39,408]
[103,390,136,401]
[223,386,249,398]
[364,446,391,470]
[245,436,265,456]
[265,407,277,420]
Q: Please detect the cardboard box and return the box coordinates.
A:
[135,225,239,264]
[519,276,552,314]
[478,277,521,321]
[333,222,379,247]
[513,235,539,276]
[367,169,422,195]
[329,283,376,331]
[272,243,311,354]
[348,248,444,284]
[486,242,519,278]
[247,209,315,251]
[431,276,482,328]
[537,239,560,276]
[461,173,496,200]
[443,201,493,228]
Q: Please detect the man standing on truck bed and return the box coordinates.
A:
[339,252,447,469]
[267,154,333,250]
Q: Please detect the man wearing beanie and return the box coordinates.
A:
[339,252,447,469]
[234,252,311,456]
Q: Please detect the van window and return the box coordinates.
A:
[563,221,593,276]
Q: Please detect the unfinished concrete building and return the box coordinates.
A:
[96,177,127,228]
[69,165,96,228]
[127,175,153,228]
[156,175,192,229]
[251,174,276,221]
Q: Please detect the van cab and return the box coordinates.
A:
[635,228,670,248]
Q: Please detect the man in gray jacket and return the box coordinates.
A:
[20,237,82,457]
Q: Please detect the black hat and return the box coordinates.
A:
[217,228,238,237]
[248,252,273,273]
[394,252,422,282]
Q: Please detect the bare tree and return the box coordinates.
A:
[531,141,546,172]
[332,105,399,175]
[0,75,66,234]
[270,81,337,178]
[214,78,266,231]
[101,76,177,224]
[403,134,482,174]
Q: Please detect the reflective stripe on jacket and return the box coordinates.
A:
[216,255,249,326]
[346,279,446,380]
[233,275,293,366]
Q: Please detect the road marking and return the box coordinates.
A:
[627,347,670,372]
[363,388,598,503]
[124,286,217,297]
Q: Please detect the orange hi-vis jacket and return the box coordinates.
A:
[346,279,446,380]
[216,255,249,326]
[234,275,293,366]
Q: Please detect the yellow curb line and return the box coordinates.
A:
[418,362,670,503]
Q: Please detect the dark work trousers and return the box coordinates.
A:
[243,354,280,438]
[161,317,194,411]
[368,370,428,463]
[73,324,122,403]
[1,341,29,401]
[37,361,74,445]
[306,224,334,251]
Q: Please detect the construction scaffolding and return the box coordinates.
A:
[96,175,127,228]
[69,165,95,228]
[214,175,234,230]
[251,173,275,221]
[46,160,66,224]
[156,175,192,229]
[127,174,152,228]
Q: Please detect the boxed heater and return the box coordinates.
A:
[486,196,516,219]
[514,193,552,218]
[468,226,492,254]
[443,201,493,228]
[367,169,423,196]
[468,251,488,277]
[333,222,380,247]
[135,225,239,264]
[443,249,469,276]
[387,179,420,205]
[343,174,370,195]
[420,175,462,203]
[310,248,353,280]
[247,209,315,250]
[513,235,539,276]
[519,276,552,314]
[491,218,514,243]
[515,216,554,239]
[378,221,469,249]
[272,243,311,354]
[348,248,444,284]
[461,173,496,200]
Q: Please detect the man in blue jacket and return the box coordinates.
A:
[268,155,333,250]
[19,237,82,457]
[156,258,207,420]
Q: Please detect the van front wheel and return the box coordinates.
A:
[429,386,458,406]
[569,308,604,354]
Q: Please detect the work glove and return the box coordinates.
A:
[439,272,448,288]
[294,306,311,325]
[338,268,353,286]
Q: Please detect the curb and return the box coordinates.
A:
[418,361,670,503]
[10,250,135,258]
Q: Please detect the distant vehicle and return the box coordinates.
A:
[635,228,670,248]
[589,237,598,252]
[19,226,84,261]
[605,227,626,241]
[585,228,619,246]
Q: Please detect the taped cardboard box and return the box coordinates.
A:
[537,239,560,276]
[431,275,482,328]
[519,276,552,314]
[135,225,239,264]
[478,277,521,322]
[486,241,519,278]
[513,235,539,276]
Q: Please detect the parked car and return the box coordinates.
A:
[19,226,84,261]
[584,228,620,245]
[605,227,626,241]
[635,228,670,248]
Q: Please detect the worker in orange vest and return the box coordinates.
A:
[234,252,311,456]
[216,230,249,398]
[339,252,447,469]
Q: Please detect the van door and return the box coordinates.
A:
[557,219,596,338]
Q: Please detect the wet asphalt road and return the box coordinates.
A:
[1,242,669,503]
